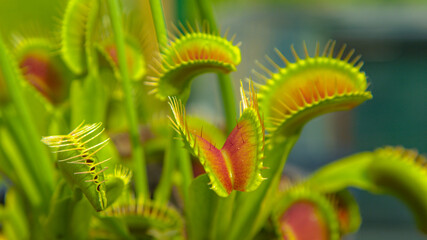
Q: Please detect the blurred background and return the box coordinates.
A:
[1,0,426,239]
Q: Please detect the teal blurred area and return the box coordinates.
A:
[206,1,426,239]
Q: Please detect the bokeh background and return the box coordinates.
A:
[1,0,426,239]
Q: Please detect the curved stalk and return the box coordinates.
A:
[196,0,237,134]
[107,0,148,197]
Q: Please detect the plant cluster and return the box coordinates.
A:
[0,0,426,239]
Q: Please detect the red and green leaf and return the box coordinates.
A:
[169,81,264,197]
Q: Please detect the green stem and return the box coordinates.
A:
[154,131,175,204]
[177,138,193,201]
[107,0,148,197]
[196,0,237,133]
[0,35,54,202]
[149,0,194,202]
[217,74,237,133]
[149,0,168,50]
[228,135,299,240]
[209,192,236,240]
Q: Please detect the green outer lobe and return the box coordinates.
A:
[105,176,125,208]
[163,35,240,66]
[259,55,371,136]
[14,38,52,62]
[57,146,107,211]
[157,61,235,99]
[306,147,427,233]
[273,187,340,240]
[368,148,427,233]
[61,0,95,74]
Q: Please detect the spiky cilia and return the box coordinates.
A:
[256,41,372,136]
[42,122,110,211]
[146,23,241,100]
[169,81,264,197]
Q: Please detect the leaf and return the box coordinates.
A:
[306,146,427,233]
[257,41,372,137]
[272,186,340,240]
[305,152,377,193]
[60,0,98,74]
[169,81,264,197]
[13,37,65,104]
[146,24,241,100]
[368,147,427,233]
[96,35,146,81]
[42,122,110,211]
[330,190,361,236]
[187,174,219,240]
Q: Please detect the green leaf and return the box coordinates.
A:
[306,146,427,233]
[305,152,377,193]
[187,174,219,240]
[42,123,110,211]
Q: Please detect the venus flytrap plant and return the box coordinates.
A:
[1,0,427,239]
